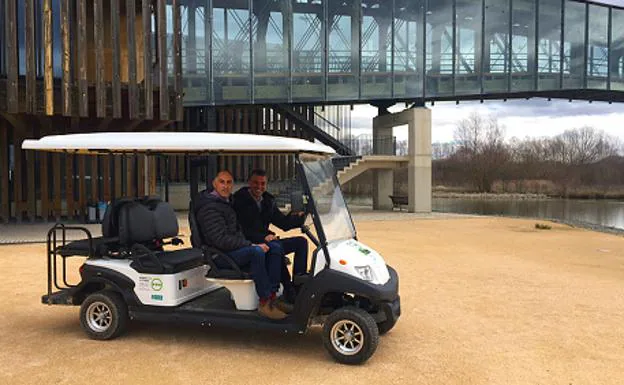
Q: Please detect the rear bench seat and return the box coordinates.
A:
[117,199,204,275]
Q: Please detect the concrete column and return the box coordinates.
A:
[372,122,393,210]
[408,107,432,213]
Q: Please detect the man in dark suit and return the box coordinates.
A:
[233,169,308,304]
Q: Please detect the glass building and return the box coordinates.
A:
[173,0,624,106]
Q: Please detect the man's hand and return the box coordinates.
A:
[264,234,278,242]
[253,243,270,253]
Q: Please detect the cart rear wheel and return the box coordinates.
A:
[322,307,379,365]
[80,291,128,340]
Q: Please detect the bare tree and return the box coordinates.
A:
[453,112,509,192]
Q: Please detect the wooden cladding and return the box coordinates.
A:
[0,115,160,223]
[0,0,183,122]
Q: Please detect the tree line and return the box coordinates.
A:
[433,112,624,197]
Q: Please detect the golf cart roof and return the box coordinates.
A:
[22,132,336,156]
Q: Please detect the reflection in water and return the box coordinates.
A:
[345,195,624,230]
[434,198,624,230]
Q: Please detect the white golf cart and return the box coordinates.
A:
[23,132,400,365]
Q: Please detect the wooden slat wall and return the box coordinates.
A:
[0,120,9,223]
[13,128,24,222]
[111,0,122,118]
[27,124,36,221]
[157,0,169,120]
[61,0,72,116]
[127,0,139,119]
[25,0,37,113]
[5,0,19,113]
[94,0,106,118]
[43,0,54,116]
[173,0,183,121]
[142,0,154,120]
[77,0,88,117]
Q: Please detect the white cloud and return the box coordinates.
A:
[349,99,624,143]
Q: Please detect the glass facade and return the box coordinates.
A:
[172,0,624,105]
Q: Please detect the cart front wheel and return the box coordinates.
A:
[322,307,379,365]
[80,291,128,340]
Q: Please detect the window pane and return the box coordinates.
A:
[562,1,586,89]
[425,0,453,97]
[213,2,251,104]
[455,0,482,95]
[537,0,562,90]
[253,0,288,102]
[292,0,323,101]
[587,5,608,89]
[361,0,392,99]
[180,4,210,104]
[611,9,624,91]
[511,0,536,92]
[393,0,424,98]
[484,0,510,93]
[328,1,358,101]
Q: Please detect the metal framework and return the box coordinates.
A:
[171,0,624,106]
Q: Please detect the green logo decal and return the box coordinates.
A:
[151,294,163,301]
[358,247,371,255]
[151,278,163,291]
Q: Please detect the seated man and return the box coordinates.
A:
[233,169,308,305]
[195,170,289,320]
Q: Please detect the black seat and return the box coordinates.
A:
[188,200,250,279]
[55,198,139,257]
[117,199,204,274]
[129,248,205,274]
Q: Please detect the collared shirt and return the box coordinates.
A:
[249,189,263,211]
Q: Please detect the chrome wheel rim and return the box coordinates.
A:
[86,301,112,333]
[330,320,364,356]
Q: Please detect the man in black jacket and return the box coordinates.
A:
[233,169,308,303]
[195,170,288,320]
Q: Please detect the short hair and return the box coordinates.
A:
[214,170,233,181]
[249,169,267,179]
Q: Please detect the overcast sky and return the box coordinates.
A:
[350,99,624,143]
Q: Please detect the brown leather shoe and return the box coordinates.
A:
[258,301,287,320]
[272,297,294,314]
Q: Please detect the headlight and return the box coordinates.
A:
[355,266,374,281]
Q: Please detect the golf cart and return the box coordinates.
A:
[23,132,400,365]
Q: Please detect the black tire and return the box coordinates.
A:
[322,307,379,365]
[377,317,398,335]
[79,291,128,340]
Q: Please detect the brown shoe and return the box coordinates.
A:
[272,297,294,314]
[258,301,287,320]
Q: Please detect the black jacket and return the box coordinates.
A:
[194,190,251,251]
[233,187,304,244]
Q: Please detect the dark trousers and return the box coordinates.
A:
[223,245,281,300]
[268,236,308,292]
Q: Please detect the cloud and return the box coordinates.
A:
[348,99,624,143]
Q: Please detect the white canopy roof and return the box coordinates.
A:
[22,132,336,156]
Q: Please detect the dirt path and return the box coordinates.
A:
[1,217,623,384]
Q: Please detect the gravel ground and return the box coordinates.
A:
[1,216,623,384]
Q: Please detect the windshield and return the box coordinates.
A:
[301,158,356,242]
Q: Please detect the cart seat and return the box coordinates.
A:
[129,248,205,274]
[56,237,119,258]
[119,199,205,275]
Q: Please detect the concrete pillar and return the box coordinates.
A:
[372,122,393,210]
[408,107,432,213]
